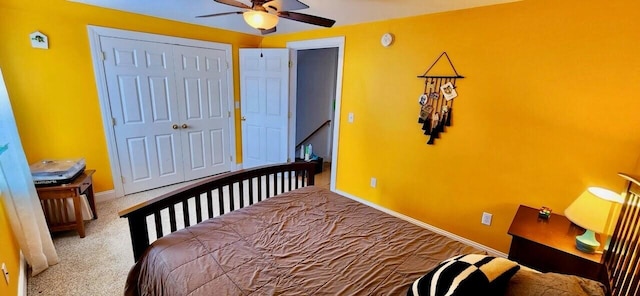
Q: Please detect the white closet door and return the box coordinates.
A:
[240,49,290,169]
[173,45,232,180]
[101,37,184,194]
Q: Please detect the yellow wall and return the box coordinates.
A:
[263,0,640,252]
[2,0,640,254]
[0,196,20,296]
[0,1,262,192]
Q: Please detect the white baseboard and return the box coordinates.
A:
[18,252,26,296]
[333,189,508,258]
[95,190,117,203]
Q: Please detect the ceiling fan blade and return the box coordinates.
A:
[213,0,251,9]
[283,0,309,11]
[260,27,277,35]
[278,11,336,27]
[196,11,243,18]
[264,0,309,11]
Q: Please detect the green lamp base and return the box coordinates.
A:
[575,230,600,253]
[604,236,612,251]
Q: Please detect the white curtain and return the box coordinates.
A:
[0,68,59,275]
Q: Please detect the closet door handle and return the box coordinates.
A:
[181,124,188,129]
[172,124,179,130]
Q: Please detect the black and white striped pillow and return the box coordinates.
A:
[407,254,520,296]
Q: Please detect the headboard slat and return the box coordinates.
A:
[610,197,635,283]
[248,178,255,205]
[604,173,640,296]
[619,196,640,295]
[216,188,224,215]
[266,173,272,198]
[182,199,190,228]
[229,183,236,211]
[282,172,286,193]
[153,211,163,238]
[168,205,177,232]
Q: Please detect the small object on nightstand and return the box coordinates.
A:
[538,206,552,219]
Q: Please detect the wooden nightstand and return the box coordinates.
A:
[507,205,606,283]
[36,170,97,238]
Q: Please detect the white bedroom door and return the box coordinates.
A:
[240,49,290,169]
[101,37,232,194]
[101,37,185,194]
[173,45,232,180]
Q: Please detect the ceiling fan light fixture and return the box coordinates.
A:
[243,10,278,30]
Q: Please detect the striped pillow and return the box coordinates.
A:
[408,254,520,296]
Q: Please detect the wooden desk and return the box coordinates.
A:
[36,170,97,238]
[507,205,605,283]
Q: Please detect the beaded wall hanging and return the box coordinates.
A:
[416,52,464,145]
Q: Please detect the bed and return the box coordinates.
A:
[119,162,640,295]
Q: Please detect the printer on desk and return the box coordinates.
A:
[29,158,86,187]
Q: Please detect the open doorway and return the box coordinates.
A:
[287,37,345,191]
[294,47,338,186]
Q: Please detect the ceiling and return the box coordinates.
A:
[70,0,519,36]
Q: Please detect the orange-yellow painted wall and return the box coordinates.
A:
[0,195,20,296]
[263,0,640,252]
[2,0,640,254]
[0,1,262,192]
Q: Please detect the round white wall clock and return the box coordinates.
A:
[381,33,394,47]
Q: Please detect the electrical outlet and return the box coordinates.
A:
[481,212,492,226]
[370,177,377,188]
[1,262,8,285]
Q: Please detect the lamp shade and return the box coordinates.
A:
[564,187,624,235]
[243,11,278,30]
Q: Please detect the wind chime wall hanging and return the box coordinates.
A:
[417,52,464,145]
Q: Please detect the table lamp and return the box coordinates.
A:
[564,187,624,253]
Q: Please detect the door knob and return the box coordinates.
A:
[181,124,188,129]
[172,124,179,129]
[241,117,246,121]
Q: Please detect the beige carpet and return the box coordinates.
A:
[27,182,188,296]
[27,165,330,295]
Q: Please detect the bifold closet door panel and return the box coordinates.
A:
[101,37,185,194]
[173,45,232,181]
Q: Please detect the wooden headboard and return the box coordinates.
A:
[603,173,640,296]
[119,162,316,261]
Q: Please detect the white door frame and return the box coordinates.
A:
[287,37,345,192]
[87,26,238,197]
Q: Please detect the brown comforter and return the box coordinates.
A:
[506,269,605,296]
[125,186,483,295]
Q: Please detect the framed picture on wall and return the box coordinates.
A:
[418,93,428,105]
[440,82,458,100]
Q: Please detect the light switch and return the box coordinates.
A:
[481,212,492,226]
[348,112,354,123]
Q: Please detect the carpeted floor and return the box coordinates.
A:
[27,182,188,296]
[27,164,330,295]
